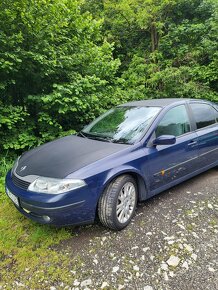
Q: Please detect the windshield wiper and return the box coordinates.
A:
[78,131,113,142]
[111,138,129,145]
[77,131,88,138]
[88,135,112,143]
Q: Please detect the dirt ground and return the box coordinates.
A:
[53,168,218,290]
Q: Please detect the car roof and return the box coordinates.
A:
[120,98,203,108]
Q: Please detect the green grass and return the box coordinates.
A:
[0,157,80,288]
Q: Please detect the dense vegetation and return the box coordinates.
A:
[0,0,218,160]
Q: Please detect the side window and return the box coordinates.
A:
[156,105,190,138]
[190,103,216,129]
[213,105,218,122]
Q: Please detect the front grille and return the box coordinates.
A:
[12,173,30,190]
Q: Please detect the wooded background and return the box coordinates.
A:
[0,0,217,158]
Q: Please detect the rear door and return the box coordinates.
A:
[189,102,218,168]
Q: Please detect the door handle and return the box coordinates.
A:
[187,140,197,147]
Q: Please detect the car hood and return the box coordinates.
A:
[15,135,128,179]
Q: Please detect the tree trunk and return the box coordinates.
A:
[151,23,159,52]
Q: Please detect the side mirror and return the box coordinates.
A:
[153,135,176,146]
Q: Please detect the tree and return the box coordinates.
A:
[0,0,122,153]
[0,0,217,158]
[104,0,176,55]
[102,0,218,101]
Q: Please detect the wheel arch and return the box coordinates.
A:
[100,167,148,202]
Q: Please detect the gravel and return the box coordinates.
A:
[54,168,218,290]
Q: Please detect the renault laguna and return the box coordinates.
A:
[5,98,218,230]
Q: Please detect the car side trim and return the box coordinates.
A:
[199,147,218,157]
[153,147,218,177]
[153,155,198,177]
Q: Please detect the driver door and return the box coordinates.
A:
[147,105,199,194]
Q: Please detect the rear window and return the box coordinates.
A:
[190,103,216,129]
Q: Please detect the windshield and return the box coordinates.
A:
[81,106,161,144]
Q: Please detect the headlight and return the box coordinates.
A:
[28,177,86,194]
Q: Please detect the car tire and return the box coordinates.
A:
[98,175,137,230]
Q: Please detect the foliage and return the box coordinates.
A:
[0,0,217,157]
[0,0,122,155]
[102,0,218,102]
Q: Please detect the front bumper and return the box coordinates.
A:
[5,171,97,226]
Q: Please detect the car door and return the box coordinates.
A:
[147,104,199,193]
[189,102,218,168]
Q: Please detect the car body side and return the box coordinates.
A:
[68,99,218,198]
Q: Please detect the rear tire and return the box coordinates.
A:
[98,175,137,230]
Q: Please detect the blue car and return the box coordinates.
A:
[5,98,218,230]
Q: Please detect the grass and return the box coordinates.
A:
[0,157,80,288]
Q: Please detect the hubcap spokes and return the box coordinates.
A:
[116,182,136,224]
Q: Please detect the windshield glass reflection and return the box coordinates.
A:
[82,106,161,144]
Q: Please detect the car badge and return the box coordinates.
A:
[20,166,27,172]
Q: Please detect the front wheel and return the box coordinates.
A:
[98,175,137,230]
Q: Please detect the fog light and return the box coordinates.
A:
[43,215,51,222]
